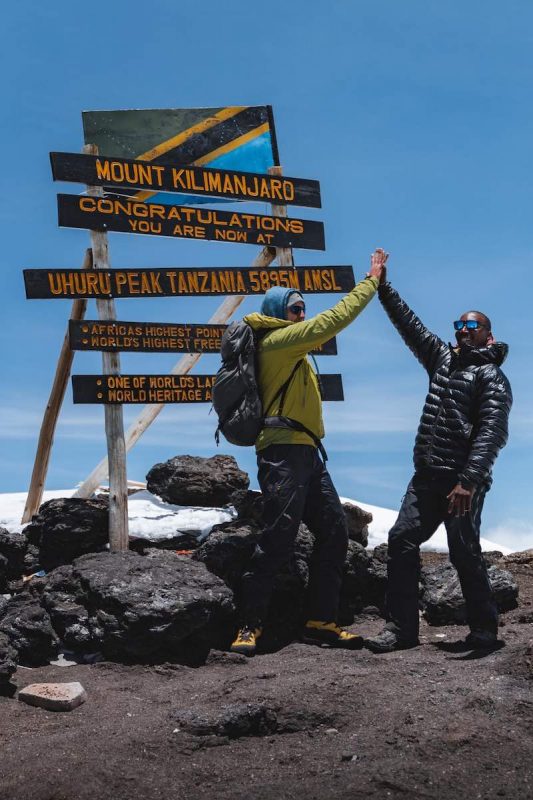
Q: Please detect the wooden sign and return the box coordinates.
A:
[57,194,325,250]
[50,152,321,208]
[24,266,354,299]
[72,374,344,404]
[82,105,279,206]
[69,320,338,355]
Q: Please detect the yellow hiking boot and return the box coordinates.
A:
[302,620,364,650]
[230,627,263,657]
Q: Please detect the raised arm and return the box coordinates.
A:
[378,278,448,375]
[262,249,387,356]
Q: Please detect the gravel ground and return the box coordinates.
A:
[0,554,531,800]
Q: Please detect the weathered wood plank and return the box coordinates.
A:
[21,249,93,524]
[84,144,129,552]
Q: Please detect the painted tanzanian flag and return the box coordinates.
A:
[82,106,279,205]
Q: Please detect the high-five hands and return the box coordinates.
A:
[367,248,389,284]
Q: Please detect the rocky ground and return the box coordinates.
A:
[0,550,531,800]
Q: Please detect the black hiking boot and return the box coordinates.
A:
[464,630,500,650]
[364,628,419,654]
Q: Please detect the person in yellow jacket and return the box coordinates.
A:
[230,248,388,656]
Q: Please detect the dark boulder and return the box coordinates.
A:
[0,528,28,587]
[192,520,260,590]
[0,593,59,665]
[129,530,200,554]
[42,549,236,663]
[342,502,372,547]
[0,632,18,696]
[234,490,264,526]
[364,543,390,613]
[338,541,371,624]
[0,553,7,593]
[173,703,278,739]
[171,702,333,740]
[23,497,109,571]
[194,519,314,650]
[146,455,249,509]
[421,561,519,625]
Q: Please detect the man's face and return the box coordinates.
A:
[454,311,491,348]
[286,300,306,323]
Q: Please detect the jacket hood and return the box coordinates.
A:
[452,341,509,368]
[260,286,304,319]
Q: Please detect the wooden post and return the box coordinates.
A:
[84,144,129,551]
[74,245,276,499]
[21,248,93,523]
[268,165,295,268]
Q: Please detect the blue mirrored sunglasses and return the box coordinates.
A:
[288,303,306,315]
[453,320,485,331]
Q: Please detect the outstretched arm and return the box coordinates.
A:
[262,249,388,356]
[378,265,447,375]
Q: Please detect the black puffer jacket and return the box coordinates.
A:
[379,283,512,488]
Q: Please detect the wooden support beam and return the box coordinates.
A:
[21,248,93,524]
[83,144,129,551]
[74,244,276,499]
[268,165,294,268]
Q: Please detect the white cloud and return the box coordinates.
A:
[484,519,533,553]
[323,389,420,435]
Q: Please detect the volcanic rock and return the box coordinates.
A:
[23,497,109,571]
[0,631,18,694]
[18,681,87,711]
[172,702,332,740]
[194,519,314,650]
[0,593,59,665]
[342,502,372,547]
[173,702,277,739]
[146,455,249,509]
[338,541,371,624]
[42,549,236,663]
[192,520,260,590]
[0,528,28,588]
[421,561,518,625]
[364,543,390,612]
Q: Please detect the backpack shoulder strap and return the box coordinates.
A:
[265,359,304,417]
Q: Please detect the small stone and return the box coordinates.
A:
[325,728,338,735]
[341,752,357,762]
[18,681,87,711]
[49,652,77,667]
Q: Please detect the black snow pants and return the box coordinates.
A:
[385,471,498,642]
[240,444,349,628]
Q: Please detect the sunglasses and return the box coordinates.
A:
[288,303,306,315]
[453,320,486,331]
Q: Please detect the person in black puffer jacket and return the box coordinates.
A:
[365,252,513,654]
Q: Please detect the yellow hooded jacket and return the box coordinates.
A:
[244,276,378,451]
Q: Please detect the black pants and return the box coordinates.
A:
[386,472,498,641]
[240,444,348,628]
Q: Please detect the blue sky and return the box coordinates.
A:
[1,1,532,550]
